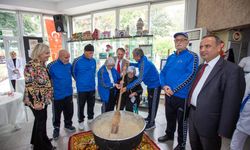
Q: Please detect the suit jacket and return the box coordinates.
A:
[189,57,245,138]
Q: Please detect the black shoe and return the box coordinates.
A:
[53,128,59,140]
[174,144,185,150]
[144,117,150,122]
[145,122,156,131]
[64,125,76,133]
[51,146,57,150]
[158,135,174,142]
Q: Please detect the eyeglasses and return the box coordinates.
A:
[174,39,188,43]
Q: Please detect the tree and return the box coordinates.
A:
[120,6,148,35]
[0,12,18,36]
[151,10,173,37]
[22,14,42,36]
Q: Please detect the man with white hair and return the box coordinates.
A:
[121,48,161,130]
[98,57,120,112]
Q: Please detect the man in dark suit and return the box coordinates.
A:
[188,35,245,150]
[114,48,129,74]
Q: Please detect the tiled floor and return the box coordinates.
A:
[0,98,249,150]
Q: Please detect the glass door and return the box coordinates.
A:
[0,37,21,92]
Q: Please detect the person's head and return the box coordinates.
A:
[58,49,70,64]
[116,48,125,60]
[9,51,17,59]
[84,44,94,59]
[127,66,136,79]
[105,57,115,70]
[200,35,222,62]
[174,32,189,52]
[132,48,144,62]
[31,43,50,63]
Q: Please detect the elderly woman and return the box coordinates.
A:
[119,66,143,113]
[6,51,24,90]
[23,43,56,150]
[98,57,120,113]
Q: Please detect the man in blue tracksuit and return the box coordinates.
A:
[158,32,199,150]
[72,44,96,130]
[47,50,76,140]
[121,48,161,130]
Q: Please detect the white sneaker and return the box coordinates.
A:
[87,119,93,124]
[78,122,84,130]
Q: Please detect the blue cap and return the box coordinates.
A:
[174,32,188,38]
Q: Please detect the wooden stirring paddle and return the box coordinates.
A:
[111,67,127,134]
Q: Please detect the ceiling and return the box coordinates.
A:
[0,0,167,15]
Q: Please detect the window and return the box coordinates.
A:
[72,15,91,33]
[22,13,42,37]
[150,1,185,67]
[93,10,116,36]
[0,10,18,36]
[120,5,148,36]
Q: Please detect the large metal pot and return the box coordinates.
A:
[91,111,146,150]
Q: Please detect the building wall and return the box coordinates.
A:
[214,30,230,50]
[196,0,250,31]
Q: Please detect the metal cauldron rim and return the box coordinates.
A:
[90,111,146,141]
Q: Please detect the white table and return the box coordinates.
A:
[15,78,29,121]
[0,92,26,126]
[16,78,25,94]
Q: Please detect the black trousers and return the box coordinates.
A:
[52,95,74,128]
[102,88,116,112]
[147,86,161,124]
[77,91,95,122]
[165,95,188,147]
[30,106,53,150]
[11,80,16,90]
[189,107,221,150]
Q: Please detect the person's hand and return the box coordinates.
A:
[122,65,127,71]
[163,86,170,93]
[166,89,174,96]
[163,86,173,97]
[33,102,44,110]
[129,92,137,98]
[24,97,32,106]
[121,87,127,94]
[125,61,130,67]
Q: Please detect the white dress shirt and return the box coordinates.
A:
[190,55,220,106]
[106,67,114,86]
[115,59,122,71]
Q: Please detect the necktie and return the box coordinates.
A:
[117,60,121,74]
[189,64,208,105]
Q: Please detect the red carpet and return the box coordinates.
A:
[68,130,160,150]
